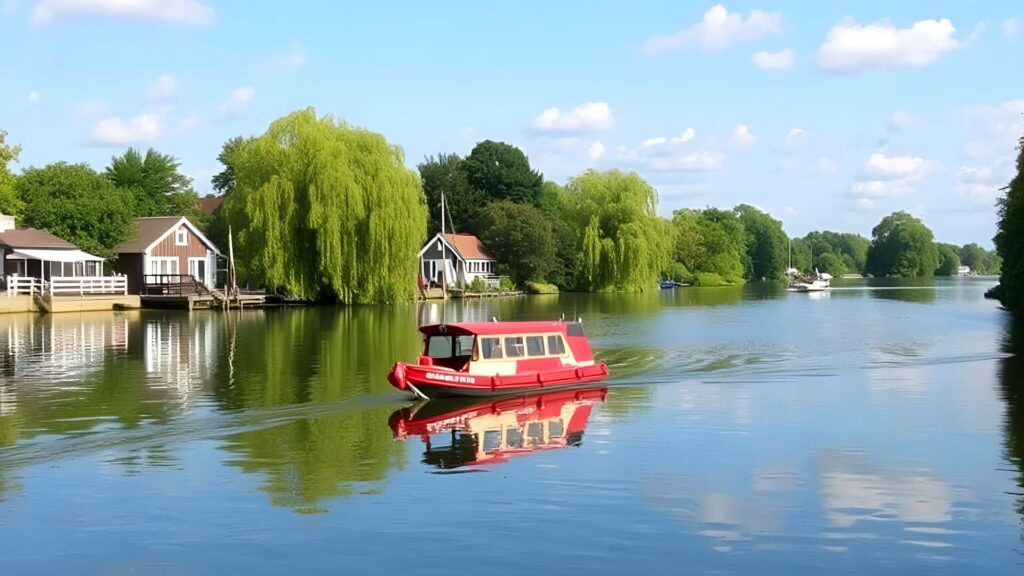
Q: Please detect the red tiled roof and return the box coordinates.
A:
[0,228,77,250]
[442,233,494,260]
[197,196,224,214]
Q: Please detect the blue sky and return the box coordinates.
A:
[1,1,1022,246]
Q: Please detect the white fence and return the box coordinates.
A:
[4,276,127,297]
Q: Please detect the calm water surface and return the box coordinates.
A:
[1,278,1022,575]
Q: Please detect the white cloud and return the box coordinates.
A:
[644,4,784,54]
[967,20,988,45]
[147,73,177,100]
[856,197,876,209]
[851,152,935,199]
[642,128,695,148]
[1004,16,1021,38]
[27,90,40,102]
[962,100,1024,159]
[956,162,1010,201]
[861,152,926,181]
[651,151,725,172]
[219,86,255,117]
[752,48,794,70]
[613,146,638,161]
[818,18,959,72]
[586,140,605,161]
[782,206,798,216]
[90,113,163,145]
[32,0,214,26]
[733,124,755,146]
[534,102,614,133]
[784,128,805,145]
[178,113,200,132]
[268,43,306,69]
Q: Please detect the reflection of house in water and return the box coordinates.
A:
[0,313,129,380]
[390,388,606,469]
[140,313,219,407]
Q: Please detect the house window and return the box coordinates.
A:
[175,227,188,246]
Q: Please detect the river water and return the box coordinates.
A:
[0,278,1021,575]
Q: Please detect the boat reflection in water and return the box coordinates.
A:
[389,387,607,470]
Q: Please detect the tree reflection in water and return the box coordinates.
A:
[213,306,421,512]
[998,314,1024,533]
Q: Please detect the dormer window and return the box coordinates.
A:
[175,227,188,246]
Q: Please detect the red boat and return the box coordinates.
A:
[387,320,610,399]
[389,387,607,469]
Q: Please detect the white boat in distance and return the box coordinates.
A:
[789,270,831,292]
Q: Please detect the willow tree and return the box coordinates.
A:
[563,169,672,291]
[222,109,427,303]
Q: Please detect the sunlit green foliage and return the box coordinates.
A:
[16,162,134,258]
[996,136,1024,311]
[104,148,200,219]
[0,129,23,216]
[802,231,870,274]
[671,208,746,284]
[736,204,788,279]
[563,170,672,291]
[935,243,962,276]
[222,108,427,303]
[865,211,939,278]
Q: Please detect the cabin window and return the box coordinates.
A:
[547,335,566,356]
[426,336,453,358]
[175,227,188,246]
[506,427,524,448]
[526,336,545,357]
[480,337,503,359]
[504,336,525,358]
[527,422,545,445]
[454,335,475,357]
[483,430,501,452]
[548,419,564,439]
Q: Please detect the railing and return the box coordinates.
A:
[49,276,127,296]
[143,274,207,296]
[4,276,43,296]
[4,275,127,296]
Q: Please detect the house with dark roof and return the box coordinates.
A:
[0,227,105,280]
[417,233,497,288]
[197,196,224,215]
[114,216,221,294]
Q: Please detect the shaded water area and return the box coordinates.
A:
[1,277,1023,574]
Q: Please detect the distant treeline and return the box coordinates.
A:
[0,111,1002,304]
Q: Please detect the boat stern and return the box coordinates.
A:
[388,361,408,391]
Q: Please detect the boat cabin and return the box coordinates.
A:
[417,321,594,376]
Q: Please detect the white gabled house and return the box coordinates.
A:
[418,233,498,288]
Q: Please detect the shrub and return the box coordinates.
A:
[524,281,559,294]
[498,275,514,291]
[469,276,487,293]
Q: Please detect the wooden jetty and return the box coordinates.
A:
[140,274,265,310]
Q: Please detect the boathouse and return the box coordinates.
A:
[418,233,497,288]
[114,216,220,294]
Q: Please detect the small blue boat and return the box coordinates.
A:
[660,280,677,290]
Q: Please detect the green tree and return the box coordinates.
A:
[418,153,487,236]
[211,136,249,196]
[996,135,1024,311]
[16,162,134,258]
[104,148,200,218]
[479,201,557,285]
[671,208,746,283]
[935,243,961,276]
[536,181,579,289]
[0,129,23,215]
[960,243,987,273]
[865,211,939,278]
[816,252,848,276]
[735,204,788,280]
[221,108,427,303]
[463,140,543,206]
[803,231,869,274]
[564,169,672,291]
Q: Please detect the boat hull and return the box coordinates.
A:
[388,361,610,399]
